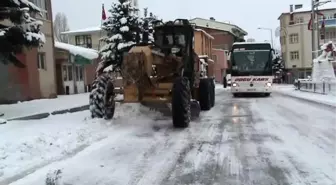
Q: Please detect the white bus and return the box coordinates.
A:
[229,42,275,97]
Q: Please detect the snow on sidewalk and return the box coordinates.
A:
[0,93,90,120]
[273,85,336,107]
[0,103,160,184]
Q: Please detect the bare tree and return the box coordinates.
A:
[53,12,70,42]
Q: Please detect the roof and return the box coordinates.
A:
[55,41,99,60]
[61,26,102,35]
[278,2,336,19]
[194,29,214,39]
[189,17,248,36]
[232,42,271,46]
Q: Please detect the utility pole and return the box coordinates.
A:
[311,0,316,60]
[316,5,320,53]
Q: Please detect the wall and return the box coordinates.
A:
[198,27,235,50]
[38,20,57,98]
[84,59,99,89]
[0,52,41,103]
[212,49,227,82]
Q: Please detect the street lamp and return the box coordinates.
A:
[258,27,274,48]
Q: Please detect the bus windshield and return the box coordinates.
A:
[231,50,272,76]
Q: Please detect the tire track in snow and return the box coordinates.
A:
[250,95,336,185]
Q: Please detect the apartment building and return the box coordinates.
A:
[278,3,336,82]
[0,0,56,103]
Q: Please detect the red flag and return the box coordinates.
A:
[308,11,325,31]
[308,14,312,30]
[102,4,106,20]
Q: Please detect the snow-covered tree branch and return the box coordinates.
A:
[0,0,45,68]
[98,0,141,73]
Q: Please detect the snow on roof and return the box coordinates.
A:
[190,17,248,36]
[195,29,214,39]
[61,26,102,35]
[293,2,336,13]
[55,41,98,60]
[279,2,336,19]
[232,42,271,45]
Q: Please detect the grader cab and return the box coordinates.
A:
[90,19,215,128]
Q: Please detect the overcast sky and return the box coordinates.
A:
[51,0,310,48]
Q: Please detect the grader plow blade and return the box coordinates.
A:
[141,100,200,121]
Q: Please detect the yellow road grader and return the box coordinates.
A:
[90,19,215,128]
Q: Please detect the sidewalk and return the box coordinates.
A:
[0,93,90,121]
[273,84,336,108]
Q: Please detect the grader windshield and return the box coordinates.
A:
[153,19,194,53]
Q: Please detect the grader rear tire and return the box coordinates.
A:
[89,73,115,120]
[199,79,212,111]
[172,77,191,128]
[210,79,215,107]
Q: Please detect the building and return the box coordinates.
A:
[189,17,247,51]
[0,0,56,103]
[278,3,336,82]
[54,42,99,95]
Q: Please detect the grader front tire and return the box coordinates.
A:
[172,77,191,128]
[89,73,115,120]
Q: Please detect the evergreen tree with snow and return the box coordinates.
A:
[99,0,140,72]
[273,53,285,73]
[0,0,45,68]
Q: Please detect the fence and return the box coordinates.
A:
[295,80,336,95]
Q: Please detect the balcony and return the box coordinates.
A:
[319,18,336,28]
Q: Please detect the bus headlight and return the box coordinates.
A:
[232,83,237,87]
[266,82,272,87]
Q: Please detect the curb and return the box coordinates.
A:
[7,105,90,121]
[274,91,336,109]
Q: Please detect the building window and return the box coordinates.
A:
[289,33,299,44]
[290,51,299,60]
[37,52,46,70]
[295,17,304,24]
[334,13,336,19]
[67,65,73,81]
[75,35,92,48]
[75,66,84,81]
[62,65,67,81]
[29,0,48,19]
[79,66,84,81]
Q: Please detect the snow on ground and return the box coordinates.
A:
[0,102,161,185]
[273,84,336,107]
[0,93,90,120]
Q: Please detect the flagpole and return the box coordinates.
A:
[98,3,104,51]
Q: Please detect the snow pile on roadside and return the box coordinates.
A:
[0,93,90,120]
[273,85,336,107]
[0,103,161,184]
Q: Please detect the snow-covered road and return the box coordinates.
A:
[3,88,336,185]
